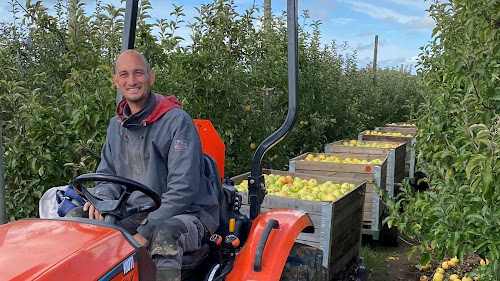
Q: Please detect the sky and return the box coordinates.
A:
[1,0,435,72]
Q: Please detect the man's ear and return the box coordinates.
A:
[149,70,156,86]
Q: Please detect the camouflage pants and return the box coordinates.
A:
[67,208,207,270]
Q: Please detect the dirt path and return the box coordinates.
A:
[362,235,423,281]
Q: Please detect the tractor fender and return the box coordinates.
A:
[225,208,313,281]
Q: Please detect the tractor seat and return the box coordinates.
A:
[181,154,223,271]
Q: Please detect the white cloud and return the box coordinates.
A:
[406,55,419,63]
[382,0,431,11]
[400,13,435,30]
[353,40,419,71]
[331,17,353,24]
[344,0,415,24]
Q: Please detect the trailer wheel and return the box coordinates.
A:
[279,243,327,281]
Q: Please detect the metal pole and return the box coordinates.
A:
[248,0,298,220]
[0,123,7,224]
[116,0,139,105]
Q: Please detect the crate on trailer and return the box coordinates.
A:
[376,126,417,135]
[358,130,416,179]
[288,153,387,240]
[385,122,416,127]
[324,140,406,197]
[231,169,366,280]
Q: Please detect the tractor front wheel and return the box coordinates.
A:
[279,243,327,281]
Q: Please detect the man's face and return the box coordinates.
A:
[113,51,155,111]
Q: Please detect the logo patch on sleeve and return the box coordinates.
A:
[174,140,187,151]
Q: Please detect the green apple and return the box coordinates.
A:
[282,185,291,193]
[266,177,276,184]
[323,194,337,201]
[305,194,316,201]
[333,190,342,198]
[275,180,284,188]
[325,186,334,194]
[289,193,300,199]
[308,179,318,187]
[290,184,301,193]
[317,192,326,200]
[293,181,304,189]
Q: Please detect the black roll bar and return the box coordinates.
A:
[116,0,139,105]
[248,0,298,220]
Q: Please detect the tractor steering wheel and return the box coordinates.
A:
[73,173,162,223]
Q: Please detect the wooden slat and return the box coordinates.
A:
[377,126,417,135]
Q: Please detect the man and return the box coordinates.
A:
[77,50,220,281]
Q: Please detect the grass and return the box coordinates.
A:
[361,243,399,281]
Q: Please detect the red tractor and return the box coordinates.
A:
[0,0,368,280]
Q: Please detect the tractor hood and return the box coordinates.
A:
[0,219,137,281]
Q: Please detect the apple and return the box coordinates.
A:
[266,176,276,184]
[289,184,301,193]
[277,190,289,197]
[325,185,334,194]
[275,180,284,188]
[289,193,300,199]
[317,192,326,200]
[323,194,337,201]
[308,179,318,187]
[333,190,342,198]
[305,194,316,201]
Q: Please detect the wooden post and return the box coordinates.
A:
[264,0,272,31]
[373,35,378,72]
[0,123,7,224]
[373,35,378,85]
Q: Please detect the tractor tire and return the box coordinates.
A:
[279,243,327,281]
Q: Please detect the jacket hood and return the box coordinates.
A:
[116,93,182,126]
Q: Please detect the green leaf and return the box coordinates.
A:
[466,155,485,179]
[420,251,432,266]
[407,246,418,261]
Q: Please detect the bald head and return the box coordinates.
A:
[113,49,156,114]
[114,50,152,74]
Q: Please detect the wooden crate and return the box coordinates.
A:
[358,131,416,178]
[375,126,417,135]
[385,122,416,127]
[324,140,406,197]
[231,169,366,279]
[288,153,387,239]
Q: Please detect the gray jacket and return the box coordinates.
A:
[95,93,219,238]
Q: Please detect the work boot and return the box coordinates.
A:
[156,269,181,281]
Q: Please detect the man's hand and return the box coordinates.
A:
[133,233,149,247]
[83,202,104,221]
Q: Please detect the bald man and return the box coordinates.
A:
[82,50,219,280]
